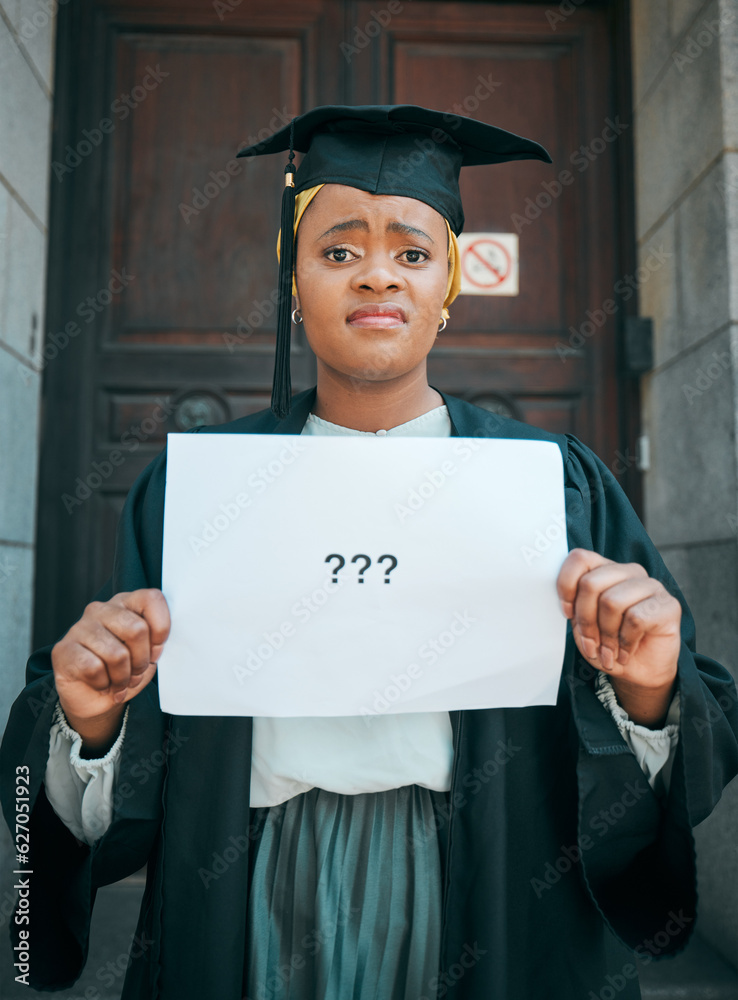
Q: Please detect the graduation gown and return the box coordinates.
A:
[2,386,737,999]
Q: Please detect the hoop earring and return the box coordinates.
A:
[291,308,303,325]
[438,316,447,332]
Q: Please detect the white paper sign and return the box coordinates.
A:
[157,434,568,716]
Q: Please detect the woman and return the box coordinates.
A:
[2,106,737,1000]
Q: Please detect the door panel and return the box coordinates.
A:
[110,34,302,340]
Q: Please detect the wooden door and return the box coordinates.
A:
[34,0,632,646]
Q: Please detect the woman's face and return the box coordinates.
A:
[293,183,449,385]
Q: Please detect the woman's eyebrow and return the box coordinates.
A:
[318,219,369,240]
[318,219,435,243]
[387,221,435,243]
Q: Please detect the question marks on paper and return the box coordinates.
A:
[351,554,371,583]
[378,554,398,584]
[325,554,345,583]
[324,553,399,584]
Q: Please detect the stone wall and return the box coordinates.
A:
[0,0,56,925]
[632,0,738,966]
[0,2,55,729]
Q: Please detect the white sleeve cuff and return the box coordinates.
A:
[44,702,129,846]
[595,672,680,797]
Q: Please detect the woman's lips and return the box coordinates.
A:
[349,314,404,328]
[346,306,406,328]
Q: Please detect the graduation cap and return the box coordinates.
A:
[236,105,552,418]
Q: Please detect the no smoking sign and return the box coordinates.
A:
[458,233,519,296]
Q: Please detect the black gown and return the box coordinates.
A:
[2,386,737,999]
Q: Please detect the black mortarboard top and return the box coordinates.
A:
[236,105,552,418]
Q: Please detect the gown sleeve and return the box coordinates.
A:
[0,437,175,990]
[563,434,738,954]
[44,702,129,846]
[595,672,680,797]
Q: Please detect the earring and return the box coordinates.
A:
[438,316,447,332]
[291,308,303,324]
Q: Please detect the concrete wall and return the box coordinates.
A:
[0,1,54,731]
[632,0,738,966]
[0,0,56,933]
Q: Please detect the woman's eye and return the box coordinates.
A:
[326,247,354,262]
[401,249,428,263]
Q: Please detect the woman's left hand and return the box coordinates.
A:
[556,548,682,726]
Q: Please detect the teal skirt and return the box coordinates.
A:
[245,784,450,1000]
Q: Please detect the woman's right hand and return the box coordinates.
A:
[51,589,170,748]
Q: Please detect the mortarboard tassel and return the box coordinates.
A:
[271,119,297,419]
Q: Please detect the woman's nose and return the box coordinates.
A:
[352,253,406,293]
